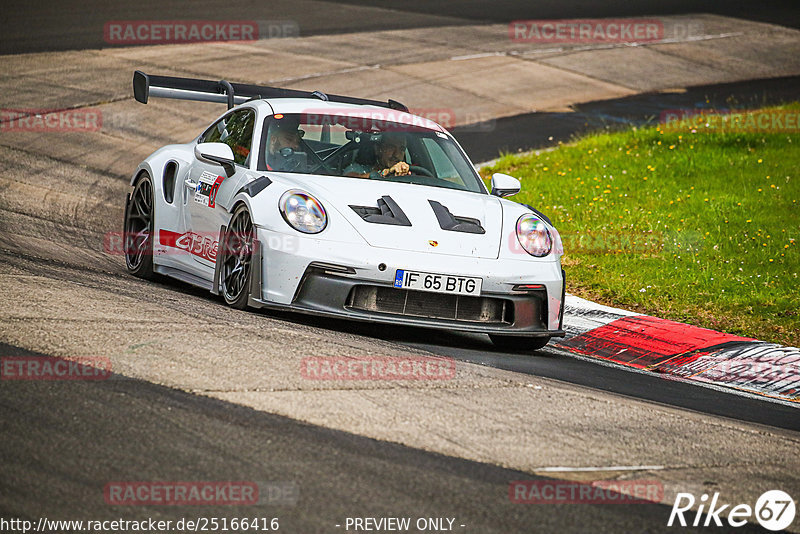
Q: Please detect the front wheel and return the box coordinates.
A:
[489,335,550,352]
[220,205,255,310]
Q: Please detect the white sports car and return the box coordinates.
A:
[124,71,565,350]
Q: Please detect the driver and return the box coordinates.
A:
[344,132,410,179]
[266,116,304,171]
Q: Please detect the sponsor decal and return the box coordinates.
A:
[159,229,218,263]
[193,171,225,209]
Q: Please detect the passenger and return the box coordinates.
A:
[266,116,304,171]
[344,132,410,179]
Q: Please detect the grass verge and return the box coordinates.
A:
[481,104,799,346]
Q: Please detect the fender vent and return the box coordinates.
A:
[163,161,178,204]
[350,195,411,226]
[428,200,485,234]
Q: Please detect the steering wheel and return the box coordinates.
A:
[407,165,433,177]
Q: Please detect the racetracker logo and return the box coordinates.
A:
[509,229,665,256]
[1,356,112,380]
[409,109,496,132]
[300,109,437,133]
[299,107,495,133]
[509,19,664,43]
[0,108,102,132]
[660,109,800,134]
[104,481,259,506]
[300,356,456,381]
[668,490,795,530]
[509,480,664,504]
[104,231,299,257]
[103,20,299,44]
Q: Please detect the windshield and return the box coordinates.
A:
[258,113,485,193]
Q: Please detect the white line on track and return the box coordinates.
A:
[532,465,665,472]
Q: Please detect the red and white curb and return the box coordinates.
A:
[554,295,799,406]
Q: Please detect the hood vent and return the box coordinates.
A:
[349,195,411,226]
[428,200,485,234]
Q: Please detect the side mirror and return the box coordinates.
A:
[490,173,521,198]
[195,142,236,176]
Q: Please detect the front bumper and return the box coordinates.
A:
[251,228,566,337]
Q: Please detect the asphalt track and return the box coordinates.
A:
[2,2,800,533]
[2,0,799,54]
[4,343,768,534]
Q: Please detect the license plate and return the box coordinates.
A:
[393,269,482,296]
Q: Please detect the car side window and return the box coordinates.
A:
[200,109,255,167]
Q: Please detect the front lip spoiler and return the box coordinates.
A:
[246,297,565,338]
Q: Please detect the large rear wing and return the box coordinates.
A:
[132,70,408,111]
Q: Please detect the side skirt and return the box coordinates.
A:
[153,264,214,291]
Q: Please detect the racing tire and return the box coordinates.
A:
[489,335,550,352]
[124,172,155,279]
[220,205,255,310]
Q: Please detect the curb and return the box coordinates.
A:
[555,295,800,405]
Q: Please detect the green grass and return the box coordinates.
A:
[482,104,800,346]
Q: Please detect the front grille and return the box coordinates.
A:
[346,285,514,324]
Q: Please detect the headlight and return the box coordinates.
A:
[279,190,327,234]
[516,214,552,257]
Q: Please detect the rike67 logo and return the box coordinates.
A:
[668,490,795,531]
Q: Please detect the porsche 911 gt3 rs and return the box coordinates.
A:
[124,71,565,350]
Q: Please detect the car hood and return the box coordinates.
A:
[277,174,504,259]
